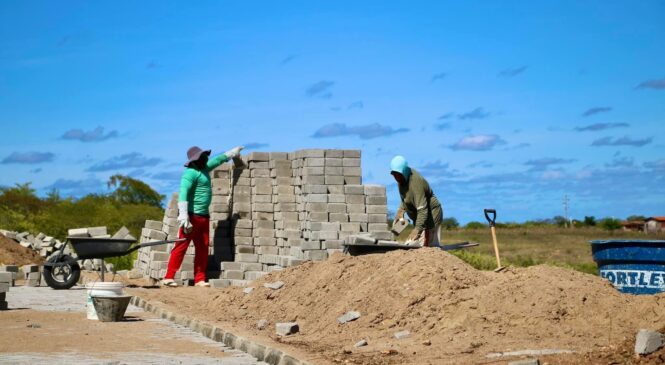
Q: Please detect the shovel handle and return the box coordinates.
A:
[484,209,496,227]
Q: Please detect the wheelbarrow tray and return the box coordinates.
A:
[67,237,137,260]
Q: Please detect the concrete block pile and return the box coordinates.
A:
[133,196,196,283]
[0,270,10,310]
[134,149,393,286]
[23,264,41,286]
[0,229,72,259]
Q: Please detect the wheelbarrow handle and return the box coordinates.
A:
[484,209,496,227]
[124,238,187,255]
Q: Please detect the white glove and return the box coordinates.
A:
[224,146,244,159]
[177,201,192,233]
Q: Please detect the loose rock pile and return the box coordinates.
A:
[133,149,394,286]
[0,229,72,259]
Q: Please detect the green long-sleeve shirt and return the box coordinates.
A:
[398,168,442,232]
[178,153,229,215]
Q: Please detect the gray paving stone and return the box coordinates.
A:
[275,322,299,336]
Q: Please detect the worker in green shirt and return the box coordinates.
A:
[163,145,243,287]
[390,155,443,247]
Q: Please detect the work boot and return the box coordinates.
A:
[194,281,210,287]
[162,279,178,287]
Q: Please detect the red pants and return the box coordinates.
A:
[165,213,209,283]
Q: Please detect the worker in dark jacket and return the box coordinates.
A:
[390,155,443,247]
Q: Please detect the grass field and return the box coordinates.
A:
[399,226,665,275]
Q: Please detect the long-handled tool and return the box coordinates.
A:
[484,208,506,272]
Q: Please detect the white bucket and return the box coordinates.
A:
[86,282,124,320]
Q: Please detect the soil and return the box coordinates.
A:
[0,234,44,266]
[127,248,665,365]
[0,309,232,357]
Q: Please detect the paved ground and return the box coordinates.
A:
[2,285,267,365]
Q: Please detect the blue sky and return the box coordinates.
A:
[1,1,663,223]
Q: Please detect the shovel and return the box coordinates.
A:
[484,209,506,272]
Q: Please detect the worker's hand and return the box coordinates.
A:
[224,146,244,159]
[177,201,191,232]
[406,229,421,243]
[392,207,405,226]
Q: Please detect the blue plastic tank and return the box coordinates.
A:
[590,240,665,295]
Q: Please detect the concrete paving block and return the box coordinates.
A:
[209,279,231,288]
[364,184,386,196]
[301,175,325,185]
[367,204,390,216]
[346,204,366,213]
[338,311,361,324]
[312,231,338,240]
[305,250,328,261]
[635,329,664,355]
[67,228,90,238]
[342,158,361,167]
[354,339,368,347]
[149,229,167,241]
[245,271,268,280]
[236,254,259,263]
[88,226,108,237]
[145,220,163,230]
[343,150,361,158]
[344,185,365,195]
[349,213,369,222]
[220,262,242,271]
[324,175,344,186]
[223,270,245,280]
[243,287,255,294]
[276,322,299,336]
[0,282,9,293]
[324,158,343,167]
[327,194,346,203]
[325,149,344,158]
[323,240,344,249]
[345,176,362,185]
[304,158,325,167]
[258,246,279,255]
[368,214,388,223]
[308,212,329,222]
[300,240,321,250]
[372,231,395,240]
[255,237,277,246]
[252,203,274,213]
[329,213,349,223]
[304,194,328,203]
[394,330,411,340]
[247,152,270,161]
[264,281,284,290]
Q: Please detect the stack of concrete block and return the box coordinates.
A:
[0,265,18,286]
[0,229,72,259]
[134,148,394,287]
[133,194,196,283]
[0,270,10,310]
[23,264,40,287]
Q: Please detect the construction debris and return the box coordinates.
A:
[276,322,299,336]
[264,281,284,290]
[635,329,664,355]
[337,311,361,324]
[394,330,411,340]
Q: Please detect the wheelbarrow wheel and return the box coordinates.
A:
[43,255,80,290]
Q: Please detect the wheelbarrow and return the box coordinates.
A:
[42,237,184,290]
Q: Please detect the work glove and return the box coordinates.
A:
[224,146,245,159]
[406,228,422,245]
[177,201,193,234]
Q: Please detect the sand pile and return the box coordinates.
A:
[0,234,43,266]
[131,249,665,364]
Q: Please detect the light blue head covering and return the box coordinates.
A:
[390,155,411,180]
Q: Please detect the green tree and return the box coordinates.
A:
[599,217,622,231]
[465,221,486,229]
[0,183,43,215]
[626,215,646,221]
[583,216,596,226]
[107,174,164,208]
[441,217,459,230]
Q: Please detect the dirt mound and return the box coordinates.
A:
[131,249,665,364]
[0,234,44,266]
